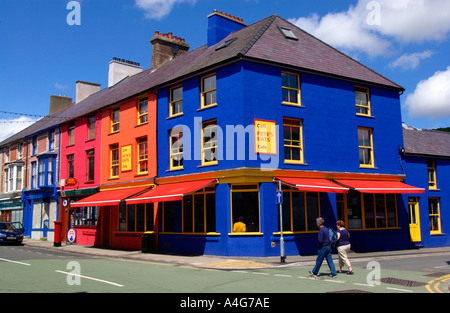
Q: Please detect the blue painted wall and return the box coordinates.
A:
[403,156,450,248]
[157,60,405,177]
[155,59,410,256]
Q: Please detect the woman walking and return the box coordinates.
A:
[336,220,353,274]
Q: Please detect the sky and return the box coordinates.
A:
[1,0,450,142]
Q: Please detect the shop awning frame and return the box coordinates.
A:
[335,180,425,194]
[70,186,151,208]
[275,177,349,193]
[125,179,218,205]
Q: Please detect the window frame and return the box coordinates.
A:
[110,144,119,178]
[169,85,183,117]
[138,98,148,125]
[355,86,371,116]
[283,118,304,164]
[137,137,148,175]
[427,159,437,190]
[170,128,183,170]
[281,71,301,106]
[86,149,95,182]
[201,119,218,166]
[200,73,217,108]
[67,124,75,146]
[276,185,320,234]
[37,156,56,188]
[182,186,216,234]
[111,108,120,133]
[428,197,442,235]
[67,154,74,179]
[230,184,261,234]
[87,116,96,140]
[119,203,154,233]
[358,127,375,168]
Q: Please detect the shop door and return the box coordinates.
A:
[408,197,421,242]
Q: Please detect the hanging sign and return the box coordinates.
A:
[254,119,277,155]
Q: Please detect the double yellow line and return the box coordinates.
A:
[426,274,450,293]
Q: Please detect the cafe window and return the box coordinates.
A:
[231,184,260,233]
[182,186,216,233]
[119,203,154,232]
[75,206,97,226]
[278,185,320,233]
[161,201,175,233]
[340,191,398,230]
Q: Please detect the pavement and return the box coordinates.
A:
[21,238,450,270]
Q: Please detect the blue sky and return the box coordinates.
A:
[1,0,450,141]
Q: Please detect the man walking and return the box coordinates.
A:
[309,217,337,278]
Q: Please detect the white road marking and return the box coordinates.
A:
[55,270,124,287]
[0,258,31,266]
[386,287,413,293]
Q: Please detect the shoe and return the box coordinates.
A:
[329,274,337,278]
[309,270,317,277]
[346,271,354,275]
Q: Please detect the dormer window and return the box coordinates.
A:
[279,27,298,40]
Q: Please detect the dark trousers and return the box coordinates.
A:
[312,245,336,276]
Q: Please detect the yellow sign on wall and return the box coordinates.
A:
[254,119,277,155]
[121,145,132,172]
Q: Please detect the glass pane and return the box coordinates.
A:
[364,194,375,228]
[172,87,183,101]
[386,194,397,227]
[183,196,193,232]
[206,193,216,233]
[306,193,319,231]
[136,204,145,232]
[279,192,291,232]
[146,204,154,232]
[375,194,386,228]
[127,205,135,232]
[232,191,259,232]
[163,202,175,232]
[347,191,362,229]
[203,75,216,91]
[194,194,205,233]
[292,192,305,231]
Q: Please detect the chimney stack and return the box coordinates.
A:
[108,58,143,87]
[150,31,189,71]
[207,10,246,47]
[49,95,73,115]
[76,81,101,103]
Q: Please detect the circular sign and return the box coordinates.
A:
[66,178,77,186]
[67,229,76,243]
[62,199,68,207]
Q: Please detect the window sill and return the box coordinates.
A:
[108,131,119,136]
[284,161,307,165]
[359,166,378,170]
[428,188,440,192]
[166,113,184,120]
[198,162,218,168]
[356,113,375,119]
[134,122,148,128]
[282,103,304,108]
[166,168,184,172]
[197,103,218,112]
[430,232,445,236]
[228,232,263,236]
[134,173,149,177]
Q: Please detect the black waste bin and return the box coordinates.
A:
[141,231,155,253]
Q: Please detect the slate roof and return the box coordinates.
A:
[1,14,403,146]
[403,128,450,158]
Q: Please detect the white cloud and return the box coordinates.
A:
[0,116,38,142]
[54,82,69,91]
[404,66,450,118]
[389,50,435,69]
[289,0,450,56]
[135,0,197,19]
[289,10,390,57]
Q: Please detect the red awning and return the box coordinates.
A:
[70,186,151,207]
[276,177,349,193]
[126,179,217,205]
[335,180,425,194]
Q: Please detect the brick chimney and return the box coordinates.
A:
[108,58,143,87]
[207,10,246,47]
[76,81,101,103]
[49,95,73,115]
[150,31,189,71]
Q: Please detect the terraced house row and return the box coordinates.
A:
[1,11,449,256]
